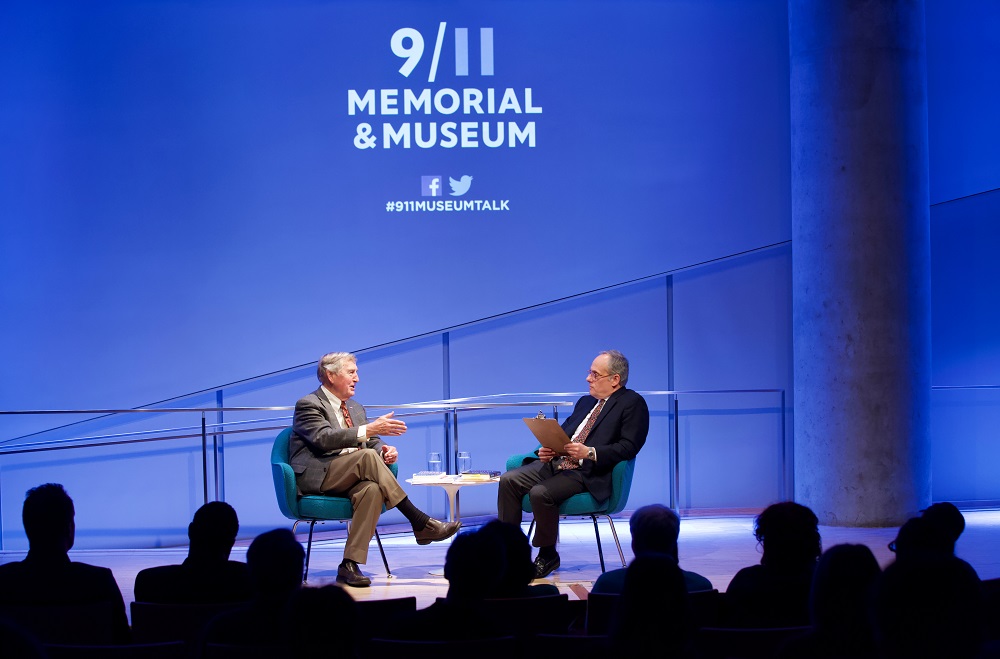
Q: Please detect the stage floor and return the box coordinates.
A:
[3,509,999,618]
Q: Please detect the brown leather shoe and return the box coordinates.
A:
[336,560,371,587]
[414,518,461,545]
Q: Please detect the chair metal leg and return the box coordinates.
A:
[528,514,624,572]
[591,515,607,573]
[374,528,392,577]
[303,520,317,582]
[529,515,593,570]
[604,514,626,568]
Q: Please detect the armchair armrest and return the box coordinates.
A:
[506,450,540,472]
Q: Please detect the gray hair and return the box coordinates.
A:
[316,352,356,382]
[629,503,680,558]
[601,349,629,386]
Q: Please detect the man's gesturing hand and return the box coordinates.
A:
[368,411,407,437]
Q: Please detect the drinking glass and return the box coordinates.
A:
[427,452,442,473]
[457,451,472,474]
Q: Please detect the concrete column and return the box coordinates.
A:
[789,0,931,526]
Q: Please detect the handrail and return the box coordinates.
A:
[0,388,787,513]
[0,388,790,549]
[0,388,784,452]
[0,400,582,451]
[931,384,1000,390]
[2,375,992,550]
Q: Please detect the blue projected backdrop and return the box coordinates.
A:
[0,0,791,410]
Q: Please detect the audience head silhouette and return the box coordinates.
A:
[754,500,821,569]
[874,552,984,659]
[920,501,965,554]
[611,552,691,655]
[200,529,306,649]
[775,542,882,658]
[2,482,132,644]
[812,543,880,640]
[629,503,681,560]
[22,483,75,554]
[889,514,960,562]
[188,500,240,560]
[478,519,535,596]
[246,528,305,600]
[443,527,504,600]
[721,501,821,628]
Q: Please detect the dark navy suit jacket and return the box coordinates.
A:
[554,386,649,502]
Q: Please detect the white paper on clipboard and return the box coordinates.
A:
[522,417,572,454]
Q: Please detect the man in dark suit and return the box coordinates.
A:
[134,501,253,604]
[0,483,131,644]
[498,350,649,578]
[289,351,460,587]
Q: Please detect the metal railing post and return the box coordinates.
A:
[214,389,224,501]
[201,411,209,505]
[672,396,680,511]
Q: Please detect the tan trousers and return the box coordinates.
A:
[320,449,408,564]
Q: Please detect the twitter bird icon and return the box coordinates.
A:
[449,175,473,196]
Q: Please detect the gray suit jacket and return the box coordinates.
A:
[289,387,387,494]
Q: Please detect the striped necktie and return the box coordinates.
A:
[340,401,353,428]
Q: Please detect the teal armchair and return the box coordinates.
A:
[505,449,636,572]
[271,427,397,581]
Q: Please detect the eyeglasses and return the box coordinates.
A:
[587,370,615,380]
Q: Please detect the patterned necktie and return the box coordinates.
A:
[557,398,605,470]
[340,401,353,428]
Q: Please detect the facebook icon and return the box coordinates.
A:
[421,175,443,197]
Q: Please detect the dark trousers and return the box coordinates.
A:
[497,459,587,548]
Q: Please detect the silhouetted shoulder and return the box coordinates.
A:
[0,560,122,605]
[135,561,251,604]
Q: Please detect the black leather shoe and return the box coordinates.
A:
[533,554,560,579]
[414,518,461,545]
[336,560,371,588]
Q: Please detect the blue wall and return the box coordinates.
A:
[1,0,998,548]
[0,0,791,417]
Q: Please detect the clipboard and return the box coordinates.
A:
[523,417,572,454]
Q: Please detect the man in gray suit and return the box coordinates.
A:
[289,352,460,587]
